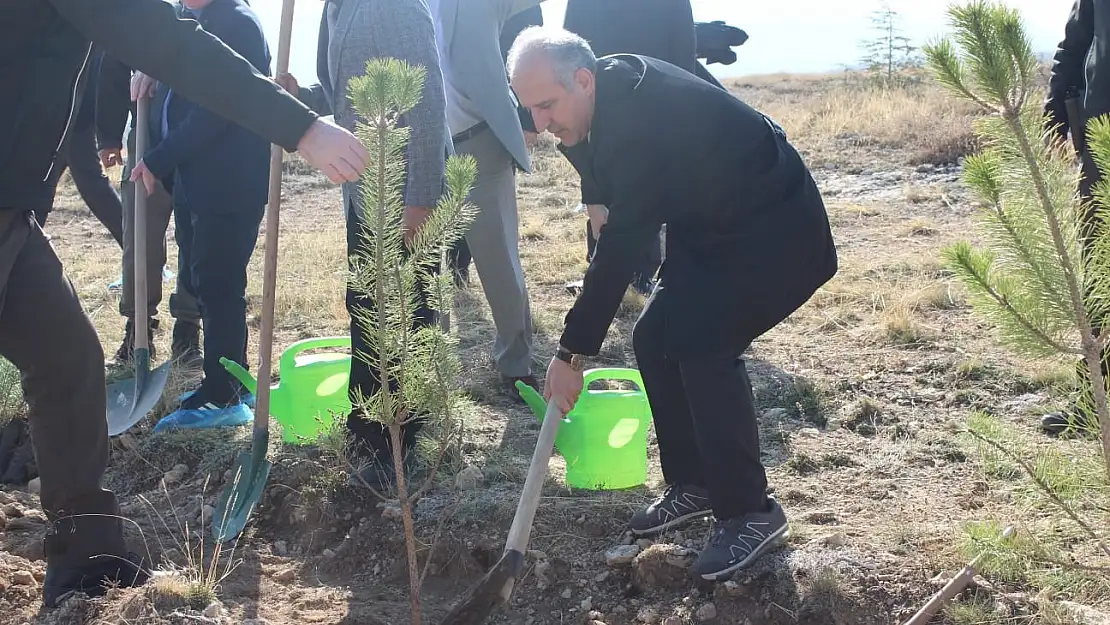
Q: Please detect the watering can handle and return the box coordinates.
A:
[583,368,645,391]
[278,336,352,374]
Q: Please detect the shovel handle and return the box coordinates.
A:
[132,98,150,352]
[498,398,563,602]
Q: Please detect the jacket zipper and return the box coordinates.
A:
[42,43,94,183]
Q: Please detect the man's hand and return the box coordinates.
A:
[402,206,433,247]
[274,72,299,98]
[129,159,156,196]
[99,148,124,169]
[130,72,157,101]
[586,203,609,239]
[544,355,584,415]
[296,117,369,184]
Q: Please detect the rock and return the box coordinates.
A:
[2,503,22,517]
[163,464,188,485]
[587,610,603,620]
[632,544,697,591]
[0,491,14,504]
[1056,601,1110,625]
[273,541,288,556]
[33,570,45,582]
[561,587,573,599]
[273,568,296,583]
[605,545,640,567]
[203,602,222,618]
[454,466,484,490]
[762,408,790,421]
[594,571,610,583]
[797,427,820,438]
[5,515,44,531]
[322,549,336,558]
[200,505,215,524]
[118,433,140,451]
[27,478,40,494]
[12,570,36,585]
[811,532,847,547]
[0,509,6,530]
[535,560,552,588]
[242,620,273,625]
[696,603,717,621]
[662,618,682,625]
[636,607,660,624]
[634,539,654,551]
[0,576,8,592]
[380,503,403,520]
[581,596,593,611]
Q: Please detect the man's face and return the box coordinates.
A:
[512,57,595,147]
[182,0,214,11]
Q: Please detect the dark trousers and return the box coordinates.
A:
[344,199,439,457]
[37,124,125,248]
[174,199,263,399]
[632,283,769,520]
[1074,141,1110,411]
[0,210,128,557]
[586,218,661,291]
[447,237,471,283]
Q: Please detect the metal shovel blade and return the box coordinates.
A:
[106,347,171,437]
[437,549,525,625]
[211,434,271,543]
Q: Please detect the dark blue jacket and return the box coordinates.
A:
[143,0,271,213]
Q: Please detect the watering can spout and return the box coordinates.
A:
[514,380,549,421]
[219,357,259,395]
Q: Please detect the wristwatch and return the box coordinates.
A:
[555,346,586,372]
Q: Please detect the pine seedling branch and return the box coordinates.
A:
[345,57,479,625]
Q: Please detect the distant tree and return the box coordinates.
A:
[859,1,920,85]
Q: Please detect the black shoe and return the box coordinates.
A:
[1041,409,1099,437]
[691,498,789,581]
[171,321,202,366]
[41,496,152,608]
[111,319,156,366]
[629,483,713,536]
[505,374,539,403]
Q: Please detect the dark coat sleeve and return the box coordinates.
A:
[667,1,697,73]
[95,53,134,151]
[47,0,317,152]
[142,9,270,179]
[1045,0,1093,137]
[558,136,667,355]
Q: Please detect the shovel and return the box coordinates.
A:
[106,97,172,437]
[438,398,563,625]
[210,0,295,543]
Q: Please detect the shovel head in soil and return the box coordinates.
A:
[438,398,563,625]
[211,432,271,543]
[437,550,524,625]
[106,348,172,437]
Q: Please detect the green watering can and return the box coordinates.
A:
[220,336,352,444]
[515,368,652,491]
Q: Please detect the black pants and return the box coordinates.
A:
[586,218,661,291]
[37,123,125,248]
[632,284,768,520]
[174,199,264,399]
[1074,141,1110,411]
[344,200,439,458]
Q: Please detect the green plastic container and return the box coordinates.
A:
[221,336,352,444]
[516,368,652,491]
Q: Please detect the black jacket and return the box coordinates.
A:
[1045,0,1110,147]
[563,0,697,74]
[0,0,318,212]
[557,56,838,358]
[144,0,272,212]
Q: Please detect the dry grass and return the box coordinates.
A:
[11,68,1105,624]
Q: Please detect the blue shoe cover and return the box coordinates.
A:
[153,402,253,433]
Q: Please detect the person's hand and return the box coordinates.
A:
[99,148,123,169]
[296,117,369,184]
[544,354,584,415]
[130,72,156,101]
[586,203,609,239]
[275,72,299,98]
[129,159,156,196]
[402,206,433,247]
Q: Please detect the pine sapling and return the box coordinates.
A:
[345,57,478,625]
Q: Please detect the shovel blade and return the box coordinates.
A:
[106,352,172,437]
[438,549,525,625]
[212,450,271,543]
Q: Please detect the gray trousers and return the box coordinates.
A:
[454,127,534,378]
[118,129,199,324]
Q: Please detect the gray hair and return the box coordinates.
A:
[507,26,597,89]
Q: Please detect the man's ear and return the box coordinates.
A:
[574,67,594,93]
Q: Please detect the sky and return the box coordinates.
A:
[251,0,1077,85]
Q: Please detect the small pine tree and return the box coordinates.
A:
[859,1,919,85]
[345,57,478,625]
[923,0,1110,565]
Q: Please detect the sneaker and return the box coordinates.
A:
[629,483,713,536]
[691,498,789,581]
[153,384,253,433]
[176,387,256,410]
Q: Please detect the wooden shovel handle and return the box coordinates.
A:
[132,97,150,351]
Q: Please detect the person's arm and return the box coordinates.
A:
[142,12,269,178]
[48,0,317,152]
[1045,0,1093,141]
[297,84,333,117]
[364,0,447,209]
[558,138,667,356]
[95,53,133,152]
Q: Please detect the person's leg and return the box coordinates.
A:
[630,229,662,295]
[455,129,536,387]
[64,124,124,248]
[115,169,169,364]
[628,284,713,535]
[344,197,437,489]
[447,237,471,286]
[0,210,148,607]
